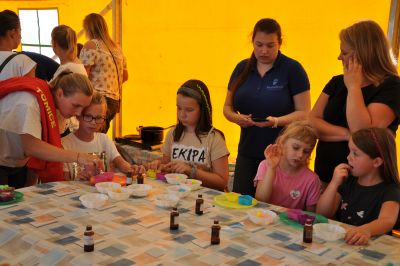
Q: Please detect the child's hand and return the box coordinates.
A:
[76,171,90,181]
[264,144,281,169]
[147,160,161,170]
[130,164,146,175]
[160,163,172,173]
[345,226,371,245]
[332,163,350,186]
[168,161,191,175]
[83,162,101,176]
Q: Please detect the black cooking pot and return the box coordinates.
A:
[139,126,164,143]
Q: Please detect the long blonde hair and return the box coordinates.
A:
[83,13,116,50]
[51,25,77,58]
[340,20,398,86]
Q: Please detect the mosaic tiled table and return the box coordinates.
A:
[117,144,163,165]
[0,180,399,266]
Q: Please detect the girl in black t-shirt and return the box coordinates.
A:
[317,128,400,245]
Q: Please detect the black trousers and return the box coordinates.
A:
[0,165,27,189]
[232,154,263,197]
[102,97,120,133]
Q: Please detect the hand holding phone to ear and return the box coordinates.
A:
[344,56,363,91]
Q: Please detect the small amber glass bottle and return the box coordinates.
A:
[195,194,204,215]
[126,171,133,185]
[137,173,144,184]
[84,225,94,252]
[211,220,221,245]
[303,218,313,243]
[170,207,179,230]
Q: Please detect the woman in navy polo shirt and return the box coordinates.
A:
[309,20,400,188]
[223,18,311,196]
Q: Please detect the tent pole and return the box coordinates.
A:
[112,0,123,140]
[388,0,400,59]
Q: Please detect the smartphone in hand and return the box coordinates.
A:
[251,117,268,122]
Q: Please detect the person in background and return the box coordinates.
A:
[21,51,59,81]
[51,25,87,135]
[0,72,99,188]
[148,80,229,191]
[317,128,400,245]
[51,25,87,81]
[77,43,84,58]
[254,121,320,211]
[62,92,144,180]
[309,20,400,188]
[0,9,36,80]
[223,18,310,196]
[80,13,128,133]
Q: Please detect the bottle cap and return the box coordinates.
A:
[305,218,313,224]
[198,194,202,198]
[86,225,92,230]
[172,207,177,211]
[214,220,219,224]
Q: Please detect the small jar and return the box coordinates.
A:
[195,194,204,215]
[170,207,179,230]
[84,225,94,252]
[126,171,133,185]
[137,173,144,184]
[303,218,313,243]
[211,220,221,245]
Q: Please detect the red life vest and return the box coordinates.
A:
[0,76,64,182]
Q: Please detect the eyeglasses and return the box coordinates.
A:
[82,115,106,124]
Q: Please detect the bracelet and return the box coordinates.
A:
[190,163,197,179]
[272,117,279,128]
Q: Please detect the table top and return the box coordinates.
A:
[0,180,399,265]
[117,144,163,165]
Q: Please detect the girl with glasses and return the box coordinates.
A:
[62,92,144,180]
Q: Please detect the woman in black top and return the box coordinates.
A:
[309,20,400,186]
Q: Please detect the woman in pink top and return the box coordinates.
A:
[254,121,320,211]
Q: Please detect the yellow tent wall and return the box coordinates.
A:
[2,0,399,167]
